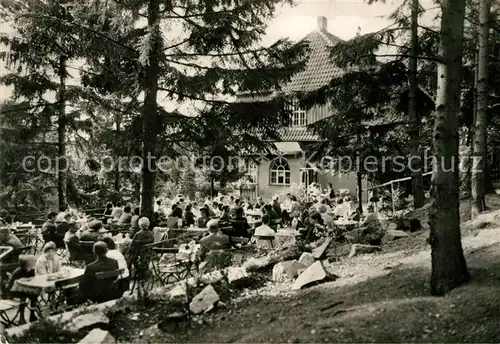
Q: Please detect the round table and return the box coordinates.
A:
[11,268,85,296]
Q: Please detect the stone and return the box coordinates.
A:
[169,283,188,303]
[312,237,333,259]
[65,312,109,332]
[385,229,410,240]
[78,329,116,344]
[291,261,329,290]
[199,270,225,285]
[348,244,380,258]
[226,267,250,285]
[272,260,307,282]
[189,285,220,314]
[243,253,281,272]
[298,252,316,267]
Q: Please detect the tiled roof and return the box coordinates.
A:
[276,127,322,142]
[281,30,344,94]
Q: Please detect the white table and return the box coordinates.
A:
[11,268,85,296]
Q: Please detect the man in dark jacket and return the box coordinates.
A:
[79,241,119,303]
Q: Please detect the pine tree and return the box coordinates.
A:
[429,0,469,296]
[0,0,90,209]
[74,0,307,217]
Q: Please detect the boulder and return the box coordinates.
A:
[199,270,225,285]
[385,229,410,241]
[226,267,251,286]
[189,285,220,314]
[291,261,334,290]
[298,252,316,267]
[272,260,307,282]
[78,329,116,344]
[348,244,380,258]
[169,283,188,303]
[243,253,281,272]
[65,312,109,332]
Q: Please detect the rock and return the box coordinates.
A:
[189,285,220,314]
[385,229,410,240]
[199,270,225,285]
[312,238,333,259]
[65,312,109,332]
[298,252,316,267]
[78,329,116,344]
[243,253,281,272]
[291,261,333,290]
[272,260,307,282]
[226,267,251,286]
[348,244,380,257]
[169,283,188,303]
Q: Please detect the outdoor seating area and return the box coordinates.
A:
[0,186,390,331]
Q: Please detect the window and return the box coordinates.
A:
[246,160,258,183]
[286,99,307,127]
[269,157,291,186]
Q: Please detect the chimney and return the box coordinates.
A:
[317,16,327,32]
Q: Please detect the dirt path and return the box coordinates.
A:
[138,225,500,343]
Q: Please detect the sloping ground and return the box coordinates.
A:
[137,224,500,343]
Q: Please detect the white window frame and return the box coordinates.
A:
[286,99,307,127]
[269,157,291,186]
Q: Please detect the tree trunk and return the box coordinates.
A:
[429,0,469,296]
[357,171,363,213]
[471,0,490,216]
[139,0,160,219]
[409,0,425,209]
[57,56,68,210]
[114,113,121,193]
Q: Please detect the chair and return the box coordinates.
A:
[0,299,22,328]
[150,245,196,285]
[64,241,85,268]
[127,239,156,296]
[53,274,85,313]
[95,268,124,302]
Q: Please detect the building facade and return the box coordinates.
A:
[239,16,367,201]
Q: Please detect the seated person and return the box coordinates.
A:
[35,241,62,275]
[199,220,232,251]
[80,220,102,242]
[333,198,348,219]
[0,227,23,263]
[253,214,276,249]
[64,225,82,261]
[42,211,57,243]
[102,237,129,296]
[230,207,251,238]
[129,207,141,237]
[183,204,196,227]
[54,213,73,248]
[110,202,124,221]
[166,207,183,229]
[308,212,327,242]
[55,204,69,223]
[7,255,37,324]
[317,204,334,227]
[117,205,133,225]
[197,207,211,228]
[219,205,231,225]
[129,217,155,267]
[79,241,119,303]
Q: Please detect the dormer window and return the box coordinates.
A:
[286,99,307,127]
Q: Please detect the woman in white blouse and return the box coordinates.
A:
[35,241,62,275]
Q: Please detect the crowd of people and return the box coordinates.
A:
[0,182,384,324]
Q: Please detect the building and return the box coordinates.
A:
[239,16,367,201]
